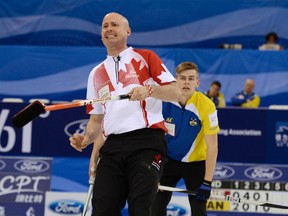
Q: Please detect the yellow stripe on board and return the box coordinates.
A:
[207,201,230,211]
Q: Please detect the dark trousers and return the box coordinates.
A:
[151,159,207,216]
[92,128,167,216]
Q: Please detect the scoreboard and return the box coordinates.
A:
[207,163,288,215]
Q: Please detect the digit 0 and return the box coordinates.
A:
[263,206,270,212]
[212,180,222,188]
[242,203,249,211]
[253,192,260,201]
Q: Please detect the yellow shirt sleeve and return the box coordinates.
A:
[200,98,220,135]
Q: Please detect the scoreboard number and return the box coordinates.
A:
[211,183,288,214]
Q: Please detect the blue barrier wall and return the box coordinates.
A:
[217,107,288,164]
[1,103,288,215]
[1,102,288,164]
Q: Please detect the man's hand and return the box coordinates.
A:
[69,133,89,152]
[129,86,151,101]
[195,180,212,201]
[89,166,96,179]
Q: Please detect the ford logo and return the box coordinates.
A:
[213,165,235,179]
[244,166,282,181]
[14,160,50,173]
[167,204,187,216]
[49,200,84,214]
[0,160,6,171]
[64,119,89,137]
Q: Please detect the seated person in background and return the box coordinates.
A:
[259,32,284,50]
[204,80,226,107]
[231,79,260,108]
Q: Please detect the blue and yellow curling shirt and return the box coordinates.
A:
[163,91,219,162]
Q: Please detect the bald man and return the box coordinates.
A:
[69,12,181,216]
[231,79,260,108]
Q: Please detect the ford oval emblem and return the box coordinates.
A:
[244,166,282,181]
[167,204,188,216]
[64,119,89,137]
[213,165,235,179]
[14,159,50,173]
[49,200,84,214]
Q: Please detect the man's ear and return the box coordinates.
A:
[127,27,131,36]
[196,79,200,88]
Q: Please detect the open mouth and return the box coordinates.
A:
[105,33,117,39]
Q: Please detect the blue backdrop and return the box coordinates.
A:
[1,0,288,106]
[0,0,288,48]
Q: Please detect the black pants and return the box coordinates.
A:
[92,128,167,216]
[151,159,207,216]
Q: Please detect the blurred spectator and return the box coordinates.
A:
[204,81,226,107]
[259,32,284,50]
[231,79,260,108]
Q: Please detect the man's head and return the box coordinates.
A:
[244,79,255,94]
[175,62,199,97]
[265,32,279,44]
[101,12,131,51]
[209,81,221,97]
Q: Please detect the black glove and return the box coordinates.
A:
[195,180,212,201]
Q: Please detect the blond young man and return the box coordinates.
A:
[152,62,219,216]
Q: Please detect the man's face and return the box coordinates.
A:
[101,13,131,48]
[209,84,220,97]
[176,69,199,97]
[267,35,276,44]
[244,80,254,94]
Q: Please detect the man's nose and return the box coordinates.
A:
[105,25,112,31]
[106,27,112,32]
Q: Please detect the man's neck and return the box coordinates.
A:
[179,94,193,107]
[107,45,128,57]
[244,91,253,95]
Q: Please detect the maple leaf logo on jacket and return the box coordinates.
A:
[119,58,150,88]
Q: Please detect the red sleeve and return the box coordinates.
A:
[133,49,175,85]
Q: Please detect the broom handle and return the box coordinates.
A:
[45,94,130,111]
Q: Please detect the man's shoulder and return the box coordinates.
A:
[253,93,260,99]
[219,92,225,98]
[90,60,106,72]
[132,48,156,56]
[194,91,215,105]
[188,92,217,115]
